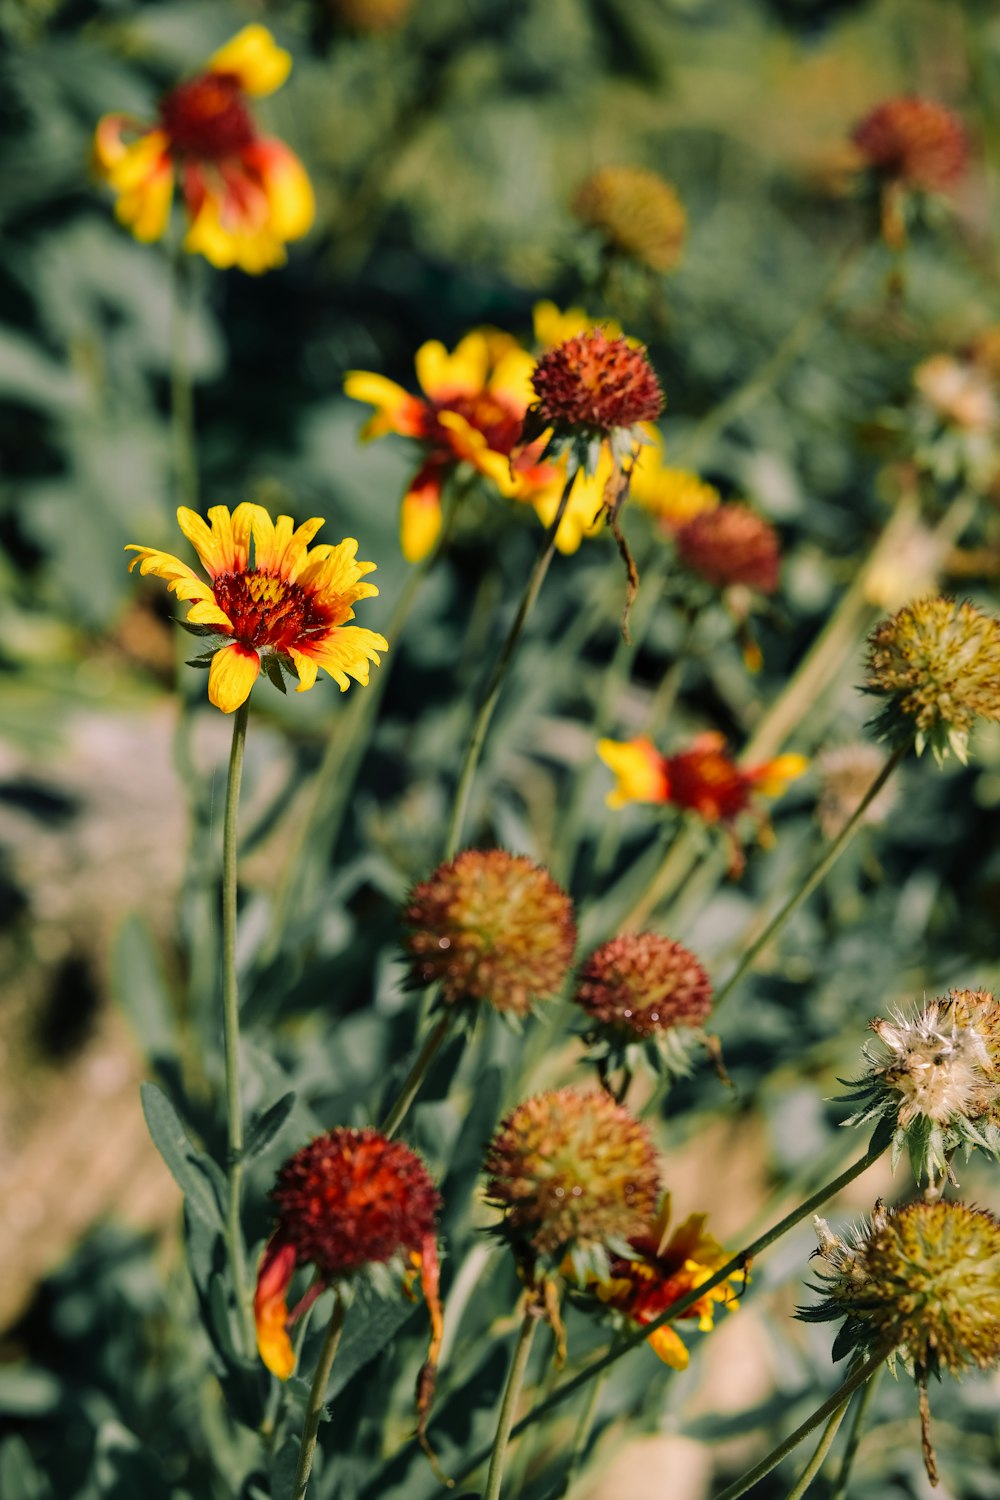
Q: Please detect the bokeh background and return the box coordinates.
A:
[3,1,1000,1496]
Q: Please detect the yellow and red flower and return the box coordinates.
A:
[345,329,555,561]
[93,26,314,273]
[597,732,807,822]
[576,1197,740,1368]
[254,1128,441,1383]
[126,503,387,713]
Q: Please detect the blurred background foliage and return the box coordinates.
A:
[4,0,1000,1497]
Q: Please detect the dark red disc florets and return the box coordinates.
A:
[853,96,968,192]
[160,72,256,160]
[212,569,333,651]
[269,1128,439,1277]
[575,932,713,1039]
[530,330,663,434]
[675,504,780,594]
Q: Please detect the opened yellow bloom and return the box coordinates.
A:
[93,25,314,273]
[126,504,387,713]
[631,433,720,531]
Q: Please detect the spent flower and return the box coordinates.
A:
[484,1087,660,1278]
[93,25,314,272]
[864,596,1000,763]
[572,166,687,275]
[127,504,387,713]
[852,96,968,249]
[402,850,576,1016]
[802,1199,1000,1483]
[674,503,780,595]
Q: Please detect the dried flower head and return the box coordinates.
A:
[402,850,576,1015]
[566,1196,740,1368]
[575,933,712,1040]
[853,97,968,192]
[843,989,1000,1186]
[802,1199,1000,1483]
[572,166,687,274]
[815,743,898,839]
[674,504,780,594]
[864,596,1000,763]
[254,1128,440,1380]
[485,1087,660,1266]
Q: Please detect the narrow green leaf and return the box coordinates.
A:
[140,1082,224,1231]
[243,1092,296,1162]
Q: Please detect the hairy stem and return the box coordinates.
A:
[291,1294,347,1500]
[828,1363,881,1500]
[783,1396,851,1500]
[379,1010,453,1139]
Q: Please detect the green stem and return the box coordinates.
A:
[617,826,700,932]
[438,1136,888,1493]
[170,247,198,510]
[555,1368,607,1498]
[709,742,908,1019]
[783,1397,851,1500]
[379,1010,453,1139]
[828,1362,882,1500]
[291,1294,347,1500]
[483,1309,539,1500]
[445,466,579,859]
[222,699,254,1358]
[674,235,865,471]
[714,1354,885,1500]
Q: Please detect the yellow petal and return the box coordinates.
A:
[208,643,260,712]
[258,141,315,241]
[343,371,420,439]
[309,627,388,692]
[209,25,291,97]
[177,506,227,575]
[596,737,669,808]
[752,753,809,799]
[488,347,536,411]
[287,648,319,693]
[115,159,174,243]
[400,482,443,563]
[416,332,488,401]
[646,1325,690,1369]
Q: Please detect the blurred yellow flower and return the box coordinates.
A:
[93,26,314,273]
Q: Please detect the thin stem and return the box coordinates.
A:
[709,742,908,1019]
[222,699,254,1357]
[439,1137,888,1492]
[445,467,579,858]
[379,1010,453,1139]
[170,247,198,510]
[484,1308,539,1500]
[291,1294,347,1500]
[783,1396,851,1500]
[555,1368,607,1498]
[828,1363,881,1500]
[617,826,700,932]
[713,1354,885,1500]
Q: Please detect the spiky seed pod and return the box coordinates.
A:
[523,330,664,475]
[815,743,898,839]
[572,166,687,274]
[484,1087,661,1260]
[842,989,1000,1186]
[402,849,576,1015]
[853,96,968,191]
[269,1128,439,1276]
[805,1201,1000,1377]
[574,933,712,1040]
[674,504,780,594]
[864,596,1000,763]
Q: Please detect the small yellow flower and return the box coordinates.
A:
[572,166,687,275]
[93,26,314,273]
[126,504,387,713]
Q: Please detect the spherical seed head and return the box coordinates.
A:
[484,1087,661,1257]
[572,166,687,274]
[864,596,1000,763]
[402,850,576,1015]
[853,96,968,191]
[269,1128,439,1279]
[529,330,664,438]
[674,504,780,594]
[574,933,712,1040]
[812,1201,1000,1379]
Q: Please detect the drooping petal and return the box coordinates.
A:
[208,642,260,713]
[286,648,319,693]
[254,1237,298,1379]
[305,627,388,692]
[250,138,315,241]
[645,1322,690,1369]
[399,468,445,563]
[597,737,671,808]
[209,24,292,97]
[343,372,428,441]
[415,332,489,402]
[415,1234,444,1450]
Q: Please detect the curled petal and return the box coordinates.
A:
[304,627,388,692]
[254,1238,298,1379]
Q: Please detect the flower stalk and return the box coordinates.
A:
[828,1365,882,1500]
[170,247,198,511]
[379,1011,453,1139]
[483,1307,539,1500]
[222,698,254,1357]
[291,1294,347,1500]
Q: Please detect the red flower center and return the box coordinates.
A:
[424,391,524,458]
[213,571,332,651]
[160,73,256,160]
[667,748,750,822]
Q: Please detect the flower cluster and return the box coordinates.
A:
[127,504,387,713]
[802,1199,1000,1483]
[842,988,1000,1187]
[864,596,1000,764]
[254,1128,441,1382]
[572,166,687,274]
[567,1196,741,1368]
[94,26,314,272]
[402,850,576,1016]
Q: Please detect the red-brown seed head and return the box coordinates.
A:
[675,504,780,594]
[853,96,968,192]
[402,849,576,1014]
[160,73,256,159]
[530,329,663,436]
[574,933,713,1040]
